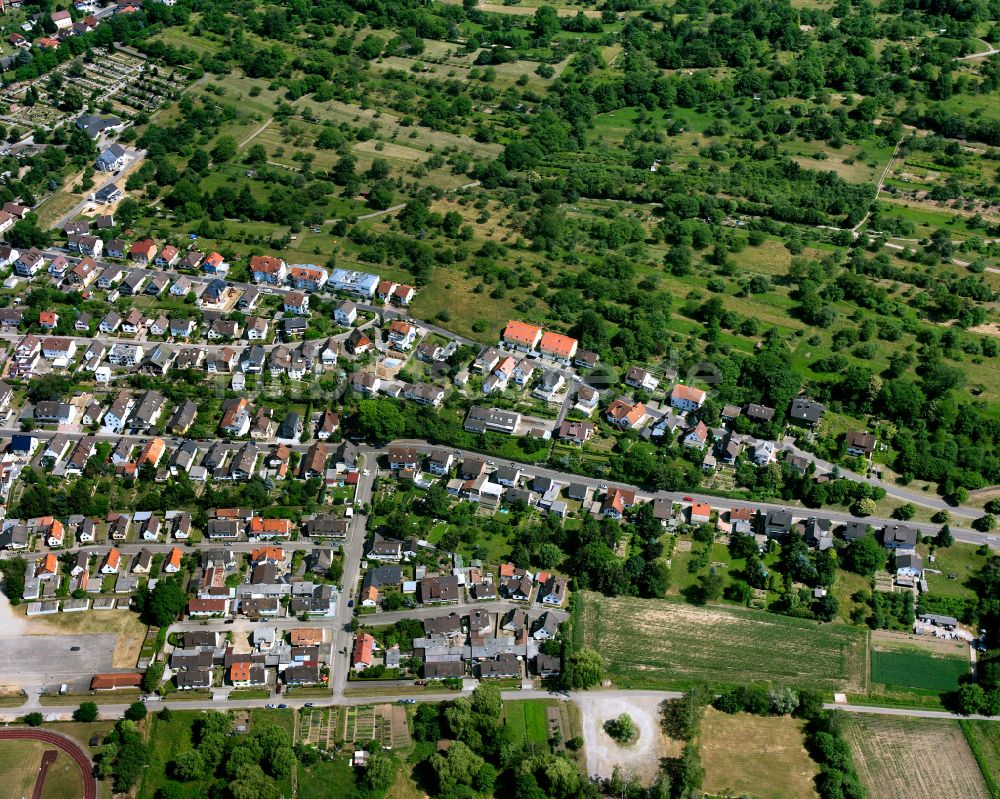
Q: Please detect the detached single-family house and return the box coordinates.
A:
[96,143,129,172]
[670,384,706,412]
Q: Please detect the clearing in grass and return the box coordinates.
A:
[845,714,990,799]
[700,708,819,799]
[579,592,868,693]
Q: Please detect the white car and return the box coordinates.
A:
[362,469,370,477]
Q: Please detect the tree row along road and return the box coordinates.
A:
[0,728,97,799]
[3,688,994,725]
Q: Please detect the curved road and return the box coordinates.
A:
[0,728,97,799]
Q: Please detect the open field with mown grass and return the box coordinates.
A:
[846,714,990,799]
[578,592,868,692]
[700,708,819,799]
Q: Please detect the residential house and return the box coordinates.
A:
[670,384,706,412]
[605,399,647,430]
[539,331,578,363]
[420,575,460,604]
[289,264,328,291]
[334,301,357,326]
[14,247,45,277]
[96,143,128,172]
[602,487,636,519]
[557,420,594,445]
[250,255,287,284]
[464,406,520,435]
[763,510,793,537]
[502,320,543,352]
[283,291,309,316]
[625,366,660,392]
[789,398,825,428]
[129,238,157,264]
[683,421,709,450]
[883,524,919,554]
[220,398,253,436]
[846,431,877,458]
[387,320,416,350]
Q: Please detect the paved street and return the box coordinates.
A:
[4,686,996,724]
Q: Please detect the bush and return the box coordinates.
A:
[23,712,43,727]
[603,713,637,743]
[74,702,98,722]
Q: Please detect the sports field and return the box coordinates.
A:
[871,648,968,692]
[578,592,868,692]
[846,715,989,799]
[0,740,85,799]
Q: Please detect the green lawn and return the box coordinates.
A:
[871,649,969,692]
[138,710,207,799]
[503,699,555,746]
[298,757,357,799]
[920,542,986,601]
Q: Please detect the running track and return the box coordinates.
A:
[0,728,97,799]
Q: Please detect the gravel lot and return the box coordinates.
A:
[575,692,682,784]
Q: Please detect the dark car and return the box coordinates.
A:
[277,703,288,709]
[70,646,81,652]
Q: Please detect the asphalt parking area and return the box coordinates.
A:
[0,634,116,681]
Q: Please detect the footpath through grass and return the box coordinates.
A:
[579,592,868,693]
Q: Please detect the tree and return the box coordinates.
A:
[603,713,636,743]
[892,503,917,521]
[142,578,187,626]
[563,647,604,689]
[142,662,164,693]
[210,136,237,163]
[974,515,998,533]
[75,701,98,722]
[937,524,954,548]
[124,702,147,721]
[470,683,502,719]
[429,740,485,793]
[852,497,877,517]
[356,399,406,442]
[172,750,204,781]
[23,712,43,727]
[367,181,395,210]
[956,683,987,715]
[363,752,395,793]
[843,535,885,576]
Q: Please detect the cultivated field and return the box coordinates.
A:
[579,593,869,692]
[700,708,819,799]
[845,715,990,799]
[870,643,969,692]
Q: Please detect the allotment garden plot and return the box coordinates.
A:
[579,592,868,692]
